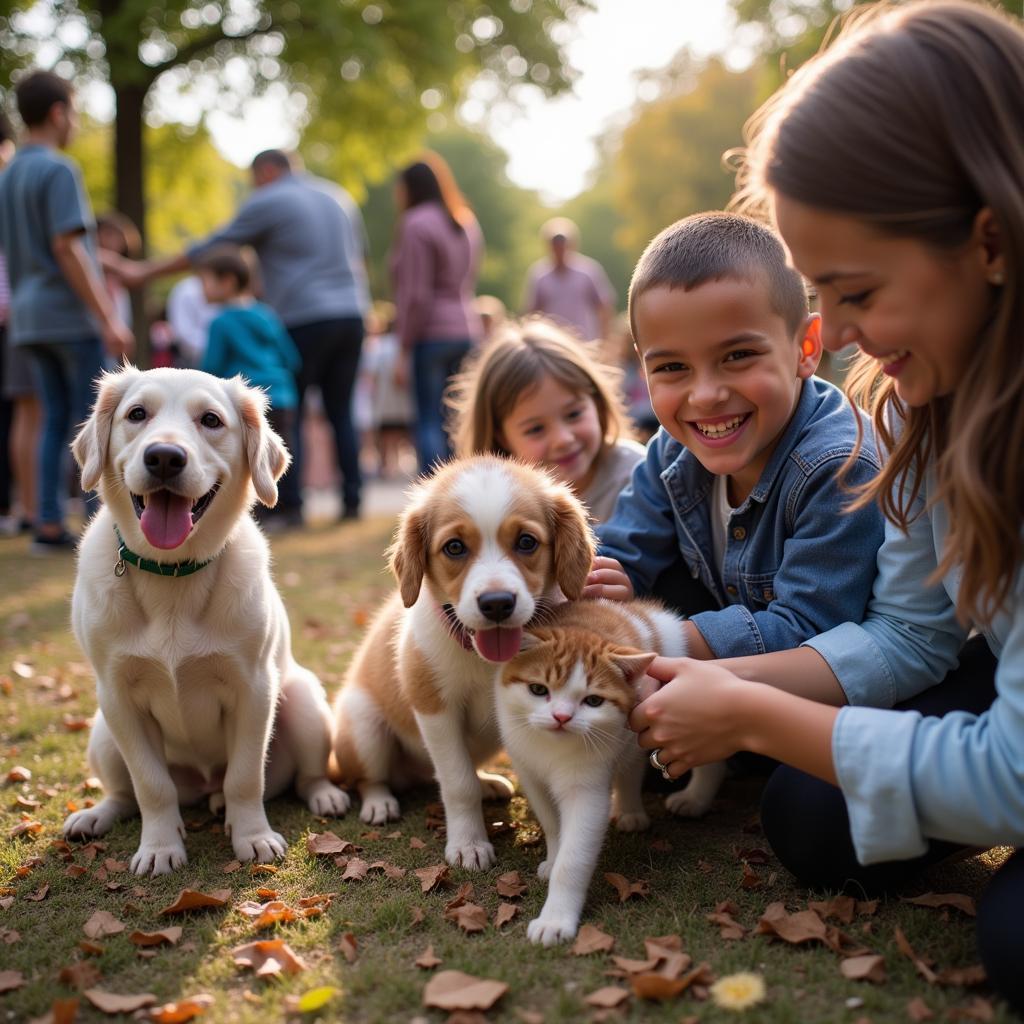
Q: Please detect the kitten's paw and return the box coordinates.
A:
[478,771,515,801]
[306,780,351,817]
[614,810,651,832]
[527,914,579,946]
[360,793,400,824]
[445,838,495,870]
[665,787,713,819]
[537,859,551,881]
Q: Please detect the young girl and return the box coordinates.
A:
[446,316,644,522]
[628,1,1023,1012]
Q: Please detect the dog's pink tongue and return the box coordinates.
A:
[474,626,523,663]
[139,491,193,550]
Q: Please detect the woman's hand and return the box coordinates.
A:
[628,657,753,778]
[582,556,634,601]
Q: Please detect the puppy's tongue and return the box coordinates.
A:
[474,626,523,663]
[140,490,193,550]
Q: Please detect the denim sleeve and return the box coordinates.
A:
[691,451,885,658]
[833,574,1024,863]
[596,432,681,597]
[804,477,967,707]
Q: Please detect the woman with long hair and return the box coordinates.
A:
[390,151,483,471]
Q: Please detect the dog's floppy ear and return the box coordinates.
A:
[548,485,596,600]
[389,501,430,607]
[233,379,290,507]
[72,366,139,492]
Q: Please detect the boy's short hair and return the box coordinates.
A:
[0,110,13,145]
[15,71,73,129]
[196,245,250,292]
[628,211,808,341]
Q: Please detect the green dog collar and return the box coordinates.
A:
[112,525,214,578]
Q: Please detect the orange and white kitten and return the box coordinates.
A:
[497,598,706,945]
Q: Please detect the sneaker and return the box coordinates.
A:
[30,529,78,554]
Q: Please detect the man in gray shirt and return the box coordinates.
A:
[127,150,370,524]
[0,71,134,551]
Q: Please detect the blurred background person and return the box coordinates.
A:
[524,216,615,343]
[166,273,218,367]
[474,294,507,346]
[390,151,483,473]
[95,210,141,358]
[602,312,659,443]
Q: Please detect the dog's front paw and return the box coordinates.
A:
[231,828,287,864]
[665,787,713,819]
[614,810,651,833]
[477,771,515,801]
[64,798,132,839]
[527,913,579,946]
[445,838,495,871]
[360,792,399,825]
[306,780,351,817]
[131,838,188,876]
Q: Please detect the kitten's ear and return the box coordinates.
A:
[518,632,545,653]
[611,650,657,685]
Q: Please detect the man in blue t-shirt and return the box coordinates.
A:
[0,71,134,551]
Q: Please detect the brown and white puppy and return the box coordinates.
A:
[64,366,348,876]
[331,456,594,869]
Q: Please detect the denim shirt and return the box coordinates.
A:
[807,461,1024,865]
[597,377,884,658]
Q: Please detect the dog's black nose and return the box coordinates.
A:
[478,591,516,623]
[144,443,188,481]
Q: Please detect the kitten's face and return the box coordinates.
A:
[499,628,655,740]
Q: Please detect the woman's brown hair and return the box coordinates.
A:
[399,150,474,233]
[734,0,1024,626]
[445,316,633,464]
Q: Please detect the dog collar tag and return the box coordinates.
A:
[114,557,127,577]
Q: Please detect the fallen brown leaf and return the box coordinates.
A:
[342,857,369,881]
[0,928,19,944]
[339,932,358,963]
[129,927,182,947]
[0,969,25,992]
[10,817,44,838]
[415,944,442,969]
[367,860,406,880]
[410,906,426,926]
[78,941,103,956]
[83,911,125,939]
[29,996,79,1024]
[231,939,307,978]
[604,872,649,902]
[139,994,214,1022]
[570,924,615,955]
[841,954,887,984]
[83,989,157,1013]
[705,905,745,941]
[906,996,935,1021]
[414,863,451,893]
[740,862,762,890]
[585,986,630,1008]
[936,964,986,987]
[494,903,518,929]
[495,871,527,899]
[422,971,508,1012]
[26,883,50,901]
[612,955,658,975]
[306,832,353,856]
[221,860,242,874]
[159,889,231,915]
[902,892,976,917]
[756,903,829,947]
[58,962,102,990]
[946,997,995,1021]
[894,926,938,984]
[809,895,857,924]
[445,902,488,934]
[410,837,427,849]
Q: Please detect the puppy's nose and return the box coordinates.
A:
[144,442,188,481]
[477,590,516,623]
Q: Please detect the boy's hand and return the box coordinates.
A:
[582,556,634,602]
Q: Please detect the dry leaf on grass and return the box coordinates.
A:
[936,964,987,987]
[585,987,630,1008]
[894,926,938,984]
[83,911,125,939]
[58,962,102,990]
[159,889,231,915]
[339,933,358,963]
[422,971,508,1012]
[221,860,242,874]
[841,954,887,984]
[906,996,935,1021]
[28,996,79,1024]
[946,997,995,1021]
[231,939,307,978]
[83,989,157,1013]
[306,832,353,856]
[570,924,615,955]
[902,892,976,917]
[139,994,214,1022]
[755,903,837,949]
[129,927,182,947]
[740,862,762,890]
[0,927,19,944]
[632,962,713,1001]
[367,861,406,880]
[414,863,451,893]
[495,871,527,898]
[735,847,771,865]
[26,883,50,901]
[410,837,427,849]
[445,902,488,934]
[342,857,370,881]
[604,872,649,902]
[0,969,25,992]
[494,903,518,929]
[809,895,857,924]
[415,945,442,970]
[7,765,31,782]
[612,956,658,975]
[706,902,745,940]
[10,818,44,838]
[410,906,426,926]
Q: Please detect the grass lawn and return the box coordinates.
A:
[0,512,1015,1023]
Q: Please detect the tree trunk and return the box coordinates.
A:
[112,81,150,366]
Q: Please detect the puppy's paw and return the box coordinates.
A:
[527,913,579,946]
[665,787,713,819]
[64,798,131,839]
[614,810,651,833]
[232,829,287,864]
[445,838,495,871]
[131,838,188,877]
[537,859,552,881]
[306,780,351,817]
[360,793,400,825]
[477,771,515,801]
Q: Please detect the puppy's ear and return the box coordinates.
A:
[388,502,429,607]
[72,366,139,492]
[234,380,290,507]
[548,486,596,600]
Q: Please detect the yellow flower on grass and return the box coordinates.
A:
[710,971,767,1011]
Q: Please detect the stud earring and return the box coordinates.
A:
[990,270,1005,286]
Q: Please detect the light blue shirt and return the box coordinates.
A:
[806,461,1024,864]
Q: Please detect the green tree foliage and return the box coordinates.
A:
[0,0,591,250]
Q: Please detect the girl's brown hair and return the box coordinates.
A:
[734,0,1024,626]
[446,316,633,461]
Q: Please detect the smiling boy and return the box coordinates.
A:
[588,212,884,664]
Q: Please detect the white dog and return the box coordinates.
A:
[64,366,349,876]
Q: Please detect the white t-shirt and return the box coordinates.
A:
[709,475,736,578]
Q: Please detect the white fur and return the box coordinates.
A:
[64,367,348,876]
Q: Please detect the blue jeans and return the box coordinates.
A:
[26,338,103,527]
[412,338,472,473]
